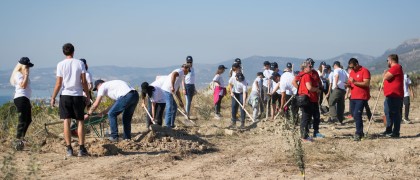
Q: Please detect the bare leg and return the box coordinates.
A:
[63,119,72,146]
[77,120,85,145]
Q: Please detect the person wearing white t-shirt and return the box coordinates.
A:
[272,68,298,121]
[50,43,90,157]
[248,72,264,120]
[9,57,34,151]
[88,80,139,142]
[140,78,166,128]
[161,64,190,128]
[402,74,415,122]
[262,61,272,115]
[182,56,196,117]
[228,72,248,128]
[267,72,281,120]
[328,61,348,123]
[212,65,228,119]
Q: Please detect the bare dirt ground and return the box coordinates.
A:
[1,89,420,179]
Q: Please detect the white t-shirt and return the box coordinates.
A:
[271,80,281,94]
[279,71,297,95]
[161,69,185,93]
[251,77,262,93]
[213,74,226,87]
[184,67,195,84]
[97,80,134,100]
[404,74,412,97]
[328,72,334,86]
[332,68,348,90]
[150,77,166,103]
[229,77,247,94]
[56,58,86,96]
[263,69,273,87]
[14,72,32,99]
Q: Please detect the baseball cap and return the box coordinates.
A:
[306,58,315,66]
[186,56,193,63]
[325,65,331,69]
[18,57,34,67]
[320,61,326,66]
[286,62,292,69]
[263,61,270,66]
[270,62,278,70]
[218,65,228,69]
[93,79,105,91]
[257,72,264,78]
[234,58,241,64]
[236,72,245,82]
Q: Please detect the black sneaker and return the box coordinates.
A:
[78,148,89,157]
[66,148,74,157]
[386,133,400,138]
[239,122,245,129]
[381,131,392,136]
[353,135,362,141]
[13,140,24,151]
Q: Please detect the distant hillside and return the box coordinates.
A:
[1,38,419,91]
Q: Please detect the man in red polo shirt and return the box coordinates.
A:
[382,54,404,138]
[347,58,371,141]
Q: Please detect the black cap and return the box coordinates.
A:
[234,58,241,64]
[186,56,193,63]
[325,65,331,69]
[270,62,278,70]
[93,79,105,91]
[294,71,300,75]
[236,72,245,82]
[218,65,228,70]
[271,72,280,79]
[333,61,341,67]
[18,57,34,67]
[141,82,149,93]
[232,62,240,68]
[257,72,264,78]
[320,61,326,66]
[286,62,292,69]
[263,61,270,66]
[306,58,315,66]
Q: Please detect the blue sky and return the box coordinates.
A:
[1,0,420,70]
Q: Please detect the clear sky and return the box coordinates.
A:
[1,0,420,70]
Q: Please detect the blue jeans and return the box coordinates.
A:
[351,99,366,136]
[164,91,177,127]
[384,97,403,135]
[108,91,139,139]
[185,84,195,116]
[231,93,245,122]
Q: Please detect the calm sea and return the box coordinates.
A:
[0,88,52,106]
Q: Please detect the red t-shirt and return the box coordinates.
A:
[349,66,370,100]
[383,64,404,98]
[297,73,318,103]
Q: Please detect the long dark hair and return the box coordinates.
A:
[140,82,155,99]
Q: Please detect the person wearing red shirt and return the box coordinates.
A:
[382,54,404,138]
[294,61,322,141]
[347,58,371,141]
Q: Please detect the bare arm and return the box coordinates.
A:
[81,73,90,101]
[334,74,339,89]
[305,82,319,92]
[292,79,298,89]
[88,95,103,115]
[383,72,394,81]
[50,77,63,107]
[280,92,286,109]
[271,83,280,95]
[171,72,179,93]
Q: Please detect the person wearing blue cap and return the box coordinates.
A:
[9,57,34,151]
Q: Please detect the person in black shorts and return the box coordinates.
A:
[268,72,281,120]
[51,43,90,157]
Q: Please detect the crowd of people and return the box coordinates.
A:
[9,43,415,156]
